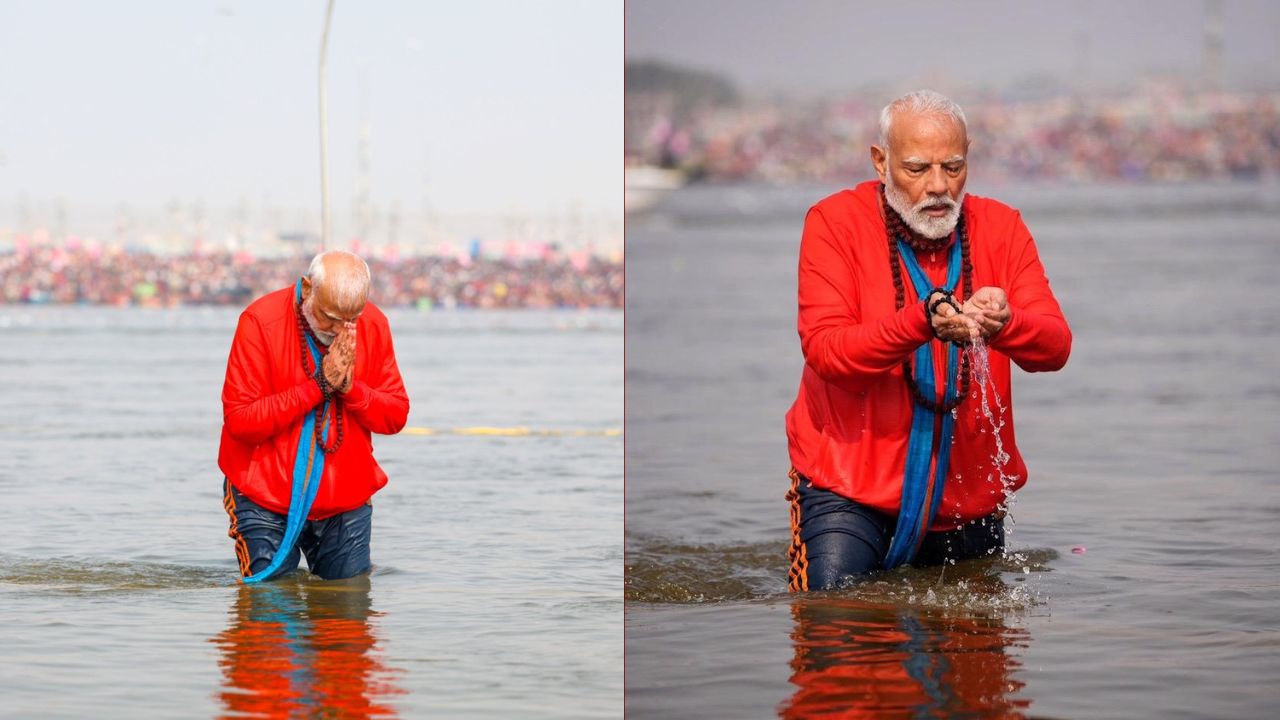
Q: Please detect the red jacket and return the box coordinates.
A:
[218,286,409,519]
[785,181,1071,530]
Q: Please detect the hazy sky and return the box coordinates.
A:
[0,0,621,222]
[627,0,1280,96]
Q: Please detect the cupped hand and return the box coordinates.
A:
[961,286,1010,338]
[929,294,981,344]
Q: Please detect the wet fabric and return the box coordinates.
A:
[785,180,1072,530]
[883,235,963,569]
[240,280,334,585]
[224,479,373,581]
[792,474,1003,591]
[218,285,409,520]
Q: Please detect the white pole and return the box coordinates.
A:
[318,0,336,251]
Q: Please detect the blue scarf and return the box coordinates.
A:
[882,236,962,570]
[242,280,331,583]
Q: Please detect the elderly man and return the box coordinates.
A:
[219,250,409,582]
[784,90,1072,591]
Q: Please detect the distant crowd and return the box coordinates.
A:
[0,244,623,309]
[631,86,1280,184]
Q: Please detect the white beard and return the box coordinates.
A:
[301,296,335,345]
[884,172,965,240]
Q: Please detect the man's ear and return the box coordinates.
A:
[870,145,887,182]
[300,276,312,301]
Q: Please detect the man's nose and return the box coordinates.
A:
[925,166,948,196]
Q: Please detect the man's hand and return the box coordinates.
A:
[961,287,1011,339]
[322,322,357,393]
[929,293,981,344]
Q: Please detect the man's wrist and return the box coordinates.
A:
[314,368,334,400]
[340,378,369,407]
[924,288,960,340]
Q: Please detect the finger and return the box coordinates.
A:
[974,305,1002,322]
[938,316,972,340]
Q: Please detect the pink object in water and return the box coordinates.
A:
[1071,546,1087,554]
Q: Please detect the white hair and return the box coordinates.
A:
[878,90,967,148]
[307,250,371,310]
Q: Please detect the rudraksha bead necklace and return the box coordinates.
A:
[881,183,973,414]
[296,297,345,454]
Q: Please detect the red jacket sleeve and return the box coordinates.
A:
[340,319,409,435]
[797,206,933,392]
[989,212,1072,372]
[222,312,323,444]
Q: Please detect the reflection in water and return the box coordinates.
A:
[781,592,1031,718]
[211,577,404,718]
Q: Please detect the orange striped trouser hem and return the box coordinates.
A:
[785,468,809,593]
[222,480,252,579]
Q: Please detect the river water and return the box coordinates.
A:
[0,306,621,718]
[625,181,1280,718]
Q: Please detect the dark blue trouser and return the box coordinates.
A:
[223,479,374,581]
[789,474,1004,591]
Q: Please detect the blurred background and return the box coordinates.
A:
[626,0,1278,198]
[0,0,621,309]
[625,1,1280,718]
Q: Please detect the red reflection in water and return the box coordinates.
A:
[211,579,405,718]
[780,597,1031,718]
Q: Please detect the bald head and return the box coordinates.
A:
[307,250,371,314]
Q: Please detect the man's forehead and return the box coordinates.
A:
[314,285,366,319]
[318,305,363,322]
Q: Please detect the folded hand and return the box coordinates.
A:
[322,322,357,393]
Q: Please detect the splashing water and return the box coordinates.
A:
[966,336,1024,565]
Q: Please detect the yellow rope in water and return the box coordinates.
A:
[400,427,621,437]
